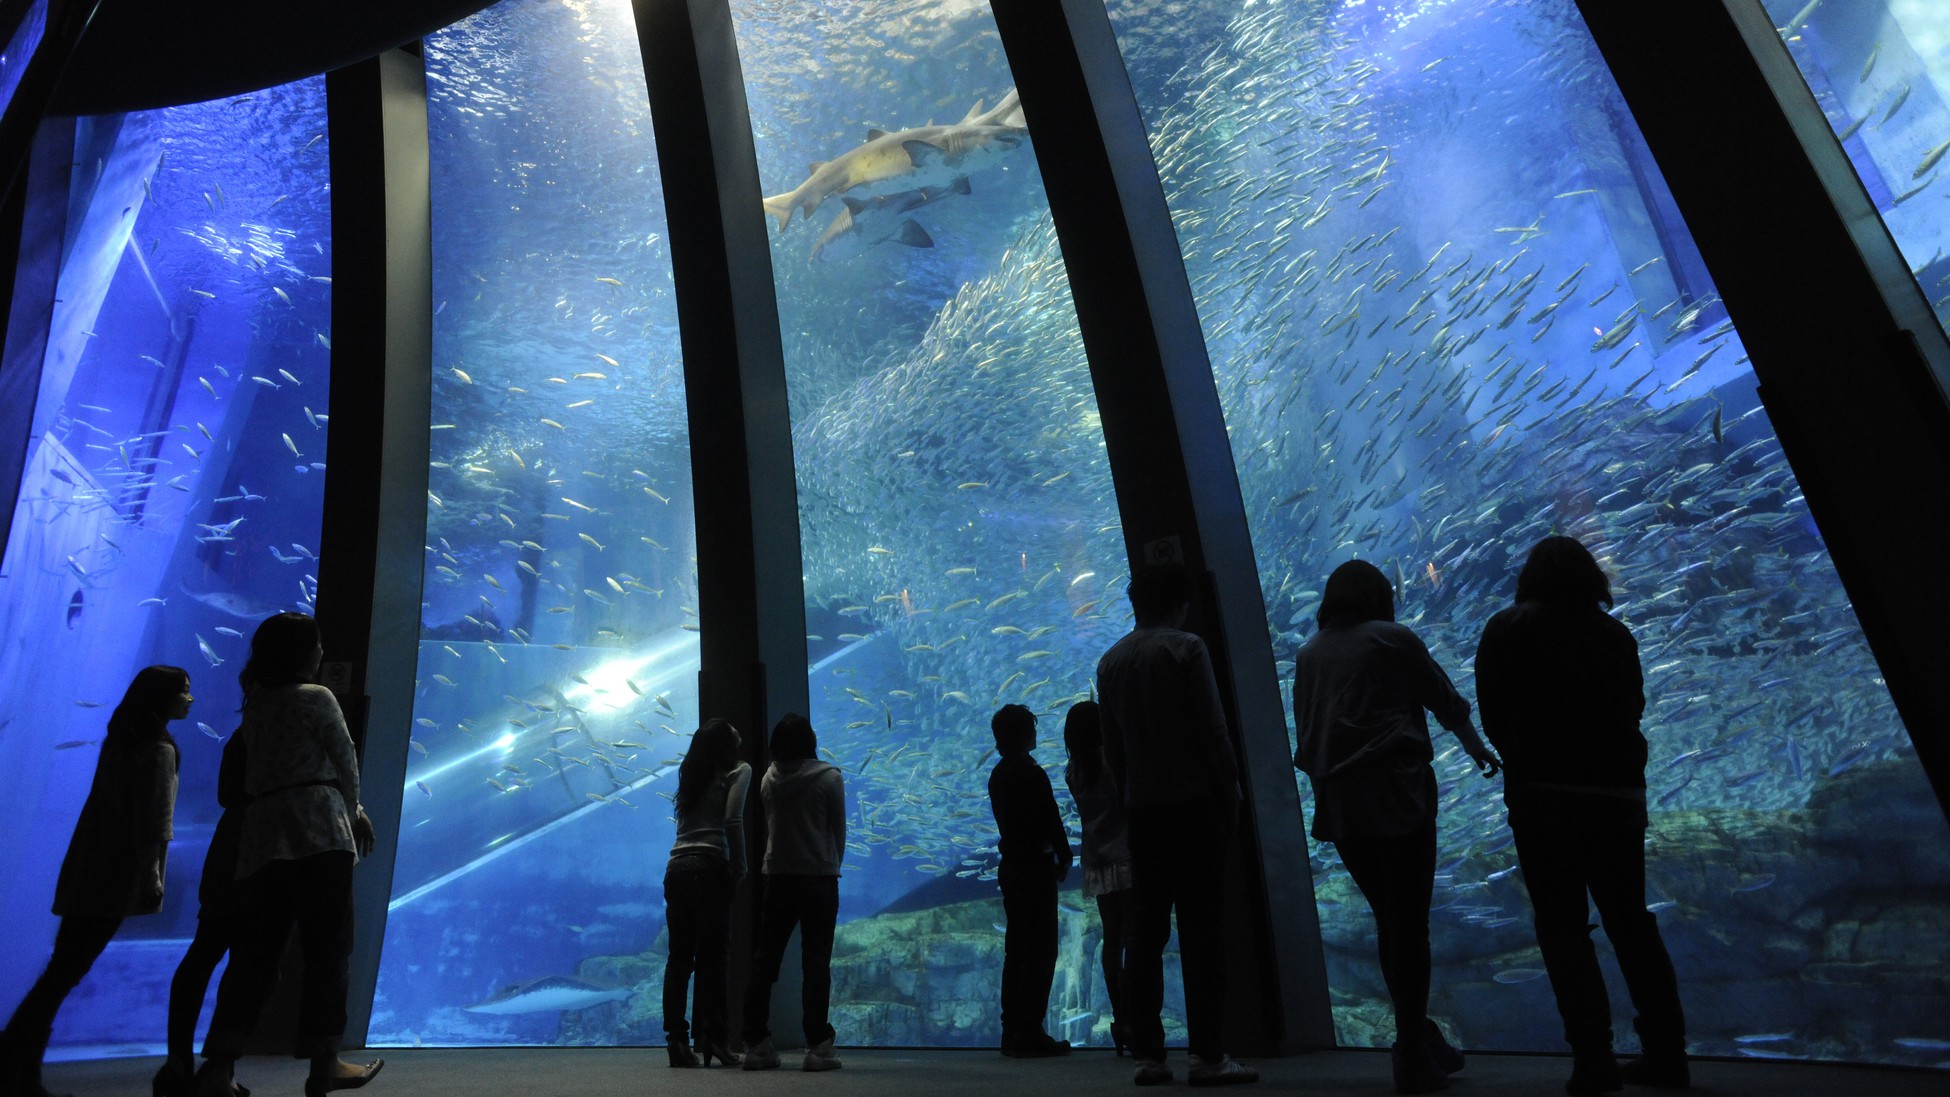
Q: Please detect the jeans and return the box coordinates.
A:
[741,874,839,1046]
[167,912,239,1061]
[5,914,123,1038]
[1335,818,1437,1047]
[1510,791,1685,1056]
[203,850,355,1059]
[1126,800,1234,1062]
[998,862,1058,1038]
[663,853,734,1044]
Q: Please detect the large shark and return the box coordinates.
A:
[762,90,1027,231]
[810,176,972,263]
[462,975,639,1015]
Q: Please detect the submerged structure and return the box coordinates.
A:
[0,0,1947,1072]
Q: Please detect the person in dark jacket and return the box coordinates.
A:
[740,713,845,1073]
[987,703,1073,1059]
[154,728,250,1097]
[1476,536,1688,1095]
[1062,700,1133,1055]
[1,665,190,1097]
[661,718,750,1068]
[1293,560,1497,1095]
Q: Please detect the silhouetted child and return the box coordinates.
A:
[987,703,1073,1058]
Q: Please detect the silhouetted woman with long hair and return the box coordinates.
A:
[1292,560,1497,1095]
[1062,699,1133,1055]
[662,718,749,1067]
[2,666,190,1097]
[1476,536,1687,1095]
[194,613,380,1097]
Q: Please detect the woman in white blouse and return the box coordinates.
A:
[194,613,380,1097]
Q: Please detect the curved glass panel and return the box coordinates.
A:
[368,0,696,1048]
[1762,0,1950,342]
[729,0,1145,1050]
[0,0,47,119]
[0,79,332,1057]
[1106,0,1948,1066]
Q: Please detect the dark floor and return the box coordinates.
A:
[44,1046,1947,1097]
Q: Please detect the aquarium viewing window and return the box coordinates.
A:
[727,0,1169,1051]
[2,0,1947,1070]
[1761,0,1950,344]
[0,0,48,123]
[0,76,333,1056]
[1103,0,1947,1067]
[366,0,700,1049]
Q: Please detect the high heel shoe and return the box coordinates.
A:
[302,1059,384,1097]
[696,1039,743,1067]
[154,1062,193,1097]
[666,1036,699,1068]
[1110,1021,1130,1058]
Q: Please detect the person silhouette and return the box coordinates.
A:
[739,713,845,1073]
[1061,700,1133,1055]
[1,666,190,1097]
[1095,563,1258,1087]
[1292,559,1498,1095]
[1475,536,1688,1095]
[661,718,749,1068]
[154,725,250,1097]
[988,703,1073,1059]
[193,613,380,1097]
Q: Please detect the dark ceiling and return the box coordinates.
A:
[46,0,499,116]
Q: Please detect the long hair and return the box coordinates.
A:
[674,718,741,814]
[1316,559,1395,629]
[1515,535,1614,608]
[238,611,321,702]
[106,665,189,747]
[1062,699,1102,785]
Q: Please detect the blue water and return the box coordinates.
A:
[5,0,1947,1070]
[0,78,333,1054]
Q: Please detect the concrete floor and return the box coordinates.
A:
[44,1046,1946,1097]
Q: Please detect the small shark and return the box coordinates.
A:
[462,975,638,1015]
[178,584,282,619]
[763,90,1027,230]
[810,177,972,262]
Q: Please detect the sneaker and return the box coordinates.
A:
[802,1039,842,1072]
[1004,1031,1071,1058]
[742,1038,781,1071]
[1391,1041,1450,1094]
[1565,1052,1621,1096]
[1134,1059,1174,1086]
[1423,1019,1465,1075]
[1187,1055,1259,1087]
[1617,1054,1689,1089]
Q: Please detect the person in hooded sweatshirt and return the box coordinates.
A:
[740,713,845,1073]
[1476,536,1687,1096]
[1292,560,1499,1096]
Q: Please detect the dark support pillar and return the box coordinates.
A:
[0,120,74,568]
[992,0,1332,1055]
[1575,1,1950,820]
[0,0,101,212]
[321,48,433,1045]
[631,0,810,1039]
